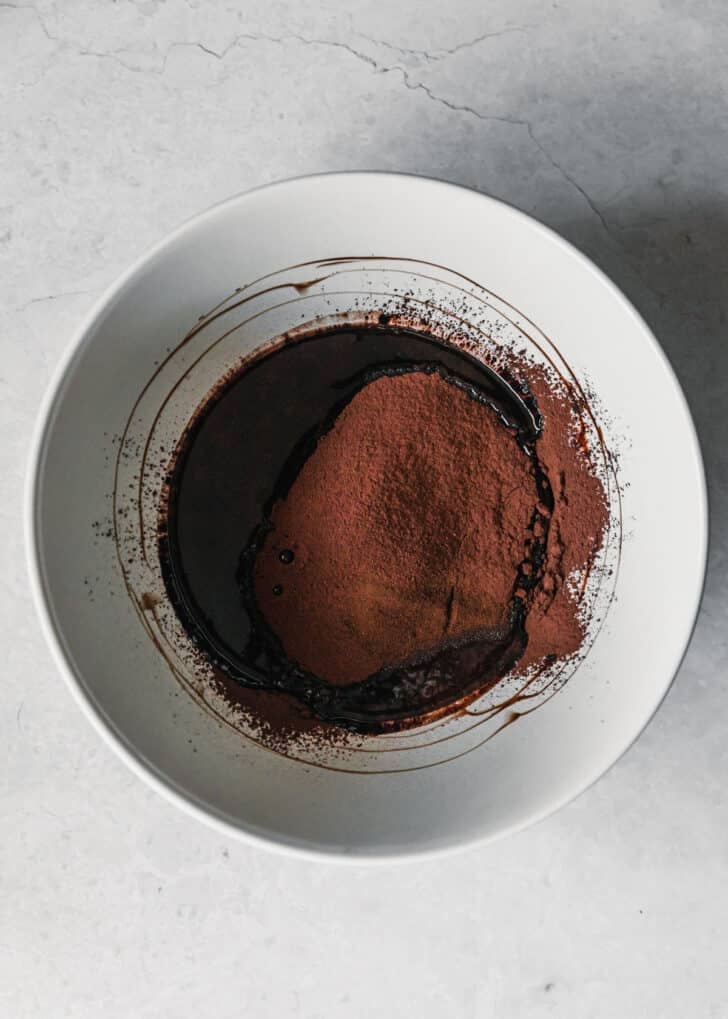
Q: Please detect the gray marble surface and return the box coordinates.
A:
[2,1,727,1016]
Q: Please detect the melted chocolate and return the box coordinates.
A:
[159,325,552,733]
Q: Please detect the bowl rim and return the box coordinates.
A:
[25,170,709,862]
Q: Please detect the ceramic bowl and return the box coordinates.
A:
[27,173,707,859]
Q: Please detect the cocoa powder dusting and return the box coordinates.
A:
[254,370,537,684]
[253,365,608,690]
[517,369,609,673]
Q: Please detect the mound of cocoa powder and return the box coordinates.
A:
[253,366,607,686]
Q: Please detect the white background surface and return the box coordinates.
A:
[2,2,726,1017]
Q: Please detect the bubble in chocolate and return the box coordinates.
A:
[279,549,295,564]
[272,584,283,596]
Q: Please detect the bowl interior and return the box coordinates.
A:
[30,175,706,856]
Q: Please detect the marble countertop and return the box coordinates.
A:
[2,1,727,1016]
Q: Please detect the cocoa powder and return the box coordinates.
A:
[253,364,607,686]
[517,368,609,673]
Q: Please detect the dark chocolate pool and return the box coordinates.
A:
[159,324,554,733]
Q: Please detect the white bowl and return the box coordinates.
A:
[27,173,707,860]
